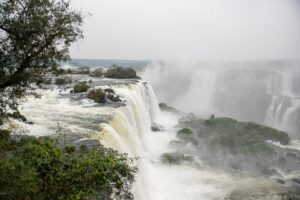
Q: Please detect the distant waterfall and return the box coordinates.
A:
[141,61,300,138]
[179,69,218,117]
[265,71,300,138]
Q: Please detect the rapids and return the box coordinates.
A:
[10,73,300,199]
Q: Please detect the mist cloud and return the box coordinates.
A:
[70,0,300,61]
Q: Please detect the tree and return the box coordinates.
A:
[0,131,137,199]
[0,0,83,116]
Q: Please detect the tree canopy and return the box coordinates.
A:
[0,0,83,116]
[0,130,137,200]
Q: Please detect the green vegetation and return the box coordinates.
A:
[107,93,121,102]
[7,111,27,122]
[87,89,106,103]
[161,152,193,165]
[51,67,73,76]
[105,65,138,79]
[104,88,115,93]
[55,76,72,85]
[87,88,121,103]
[177,128,193,140]
[90,68,103,77]
[0,0,82,116]
[0,130,137,200]
[73,82,90,93]
[166,115,297,176]
[74,67,90,74]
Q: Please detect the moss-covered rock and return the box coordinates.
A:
[87,89,106,103]
[173,116,298,176]
[73,82,90,93]
[107,93,121,102]
[105,65,138,79]
[159,103,183,114]
[104,88,115,93]
[177,128,193,140]
[161,152,193,165]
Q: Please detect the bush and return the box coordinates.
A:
[55,76,72,85]
[64,145,76,154]
[0,133,137,200]
[107,93,121,102]
[177,128,193,140]
[51,67,66,75]
[73,82,90,93]
[87,89,106,103]
[73,66,90,74]
[161,152,193,164]
[105,65,138,79]
[90,68,103,77]
[175,116,295,176]
[104,88,115,93]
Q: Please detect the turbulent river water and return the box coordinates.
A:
[11,63,300,199]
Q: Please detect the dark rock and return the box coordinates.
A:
[151,123,164,132]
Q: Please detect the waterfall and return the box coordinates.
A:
[16,76,298,199]
[97,82,228,200]
[179,69,218,117]
[265,71,300,138]
[142,61,300,138]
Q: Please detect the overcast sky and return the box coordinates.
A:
[70,0,300,61]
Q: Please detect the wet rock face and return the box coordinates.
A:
[151,123,164,132]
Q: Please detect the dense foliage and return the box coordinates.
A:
[87,88,121,103]
[87,89,106,103]
[163,115,300,176]
[90,68,103,77]
[0,0,82,116]
[0,130,137,200]
[55,76,72,85]
[73,81,90,93]
[105,65,138,79]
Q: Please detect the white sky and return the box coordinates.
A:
[70,0,300,61]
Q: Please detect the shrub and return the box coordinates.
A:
[73,66,90,74]
[104,88,115,93]
[177,128,193,140]
[42,78,52,84]
[51,67,66,76]
[105,65,138,79]
[55,76,72,85]
[73,82,90,93]
[0,133,137,200]
[90,68,103,77]
[161,152,193,164]
[107,93,121,102]
[64,145,76,154]
[87,89,106,103]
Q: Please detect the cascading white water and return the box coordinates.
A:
[14,76,298,200]
[178,69,218,117]
[265,71,300,138]
[141,61,300,138]
[101,82,237,200]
